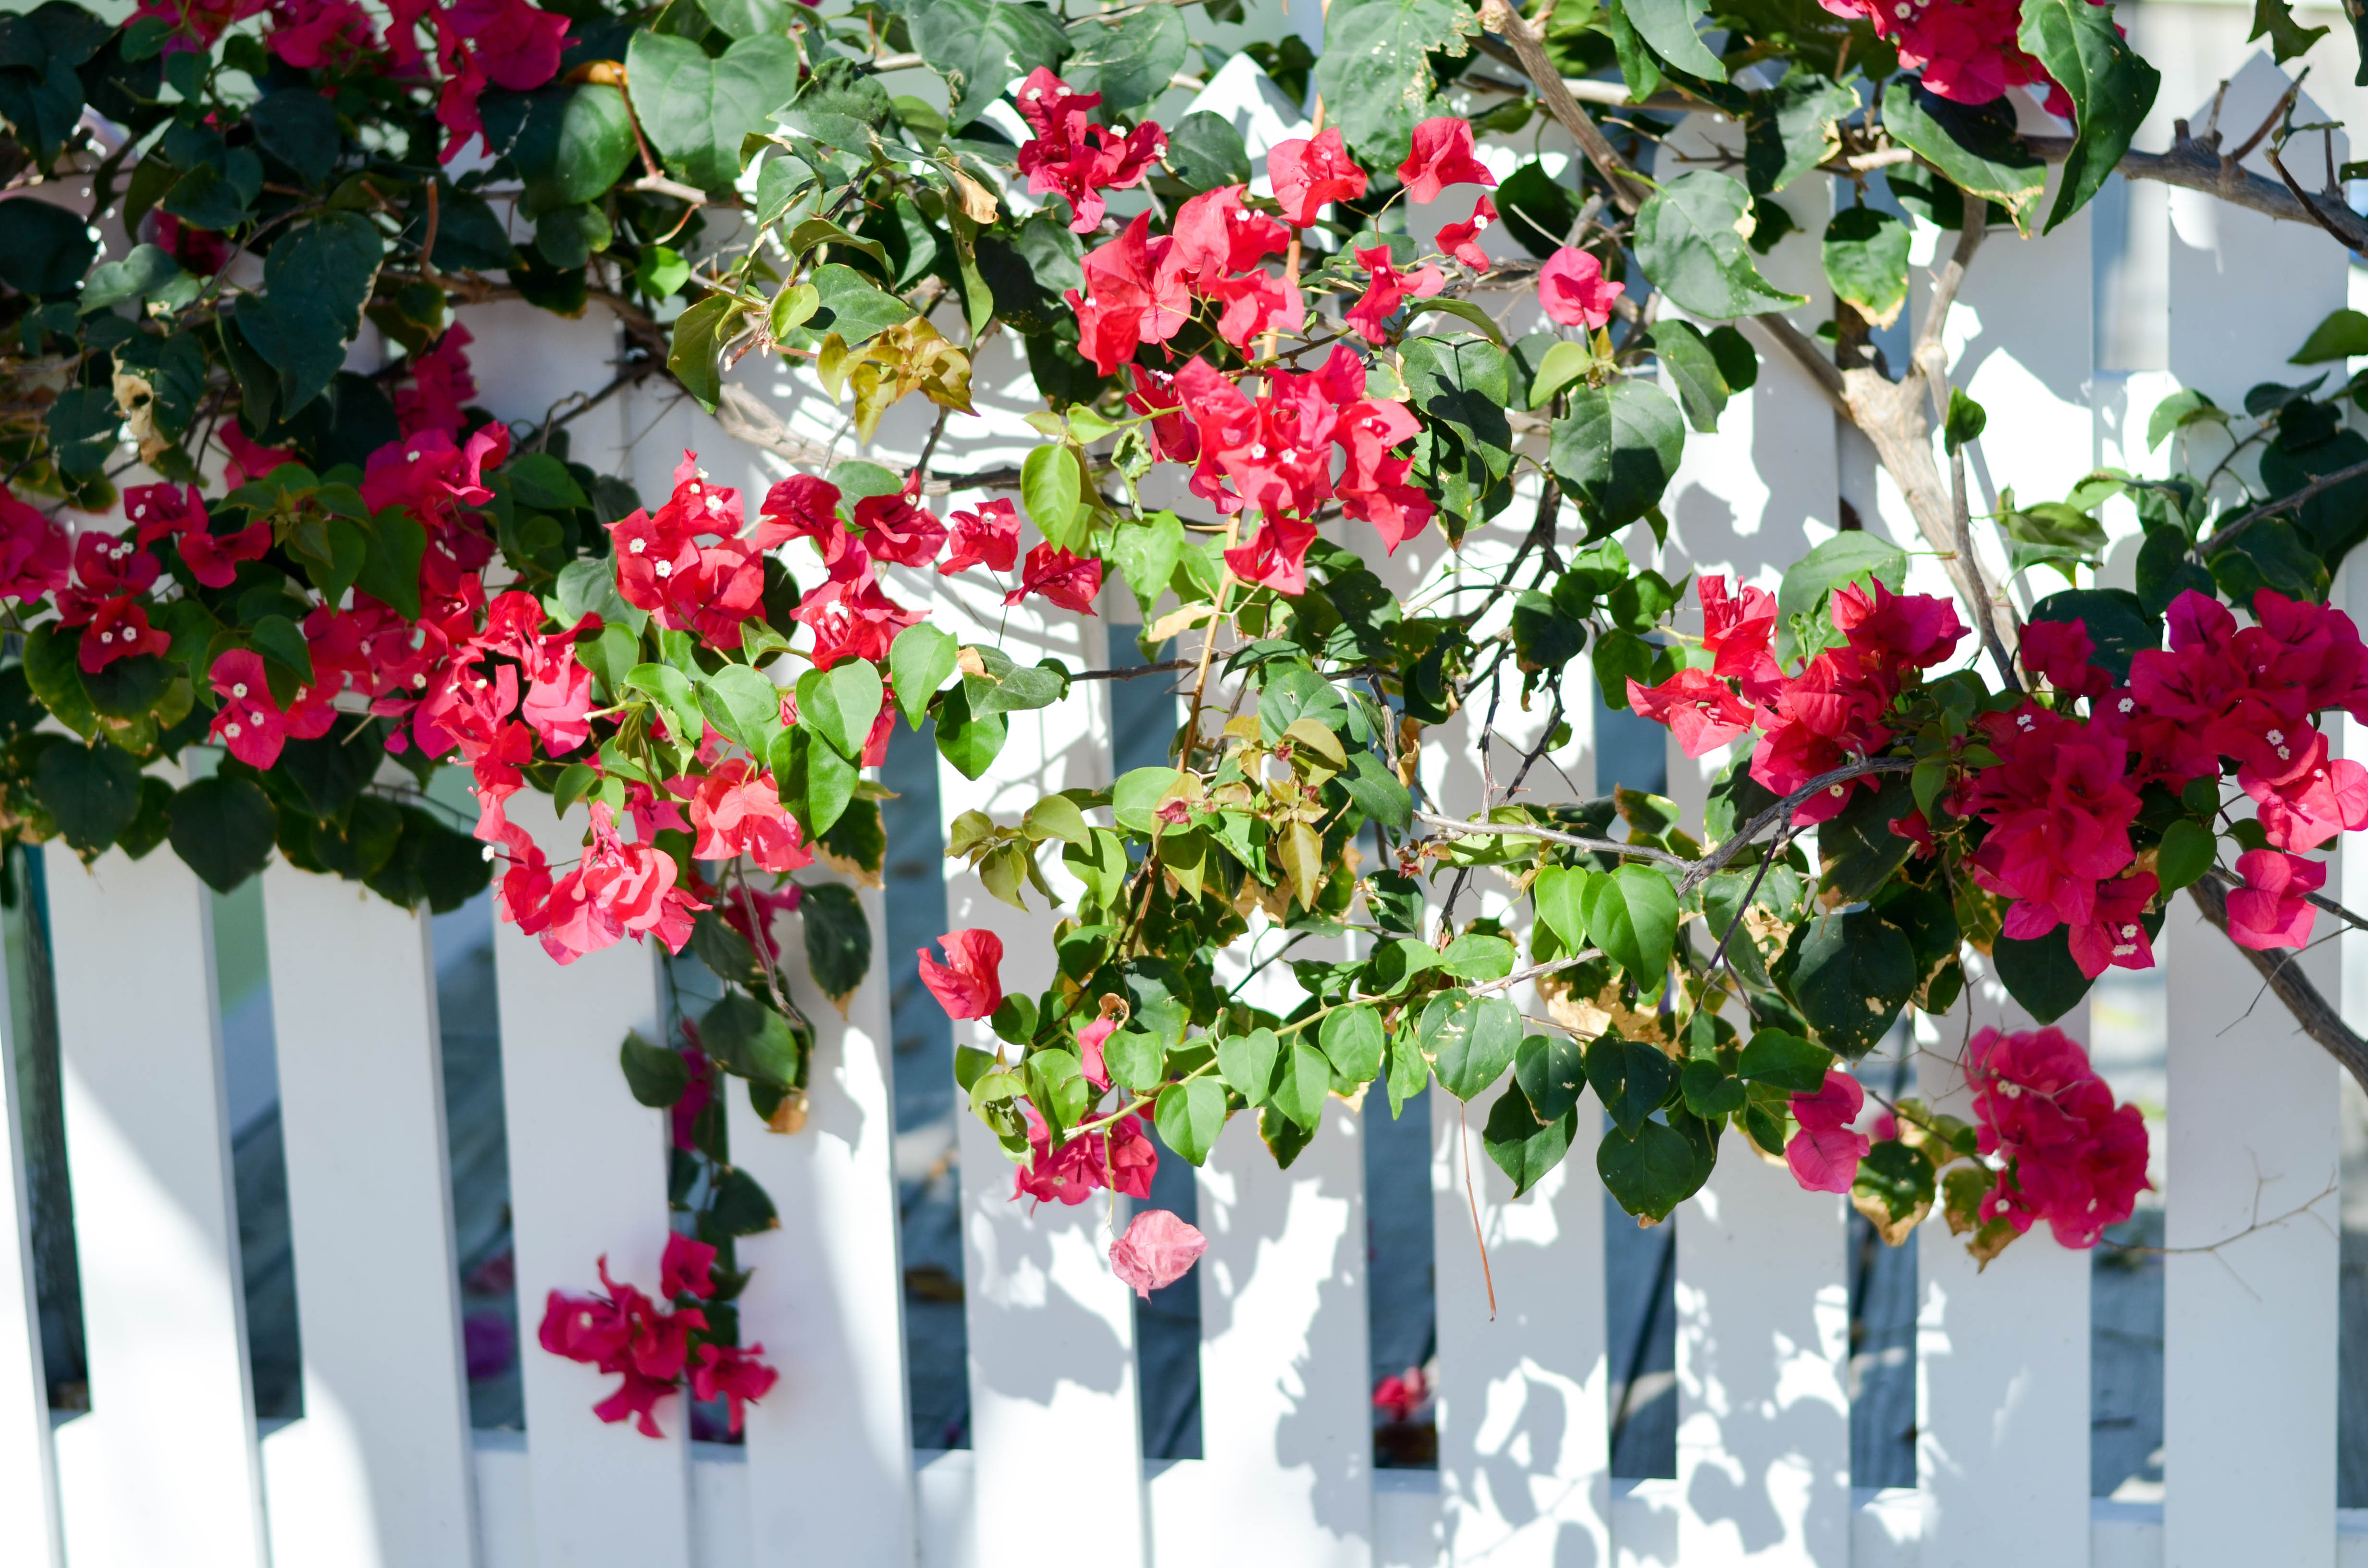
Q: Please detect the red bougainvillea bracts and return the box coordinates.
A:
[539,1235,777,1438]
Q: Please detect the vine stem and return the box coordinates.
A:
[1460,1102,1498,1321]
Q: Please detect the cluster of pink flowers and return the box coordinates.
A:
[1963,1026,2148,1247]
[538,1233,779,1437]
[1015,69,1166,233]
[1628,573,1966,825]
[1815,0,2071,109]
[137,0,568,160]
[1785,1068,1872,1192]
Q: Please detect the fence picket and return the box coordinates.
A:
[1163,1099,1372,1564]
[0,863,59,1567]
[42,843,271,1568]
[2158,59,2346,1568]
[928,553,1148,1567]
[1913,962,2093,1563]
[1901,160,2102,1564]
[725,875,916,1565]
[1649,118,1852,1568]
[490,790,692,1568]
[255,862,480,1566]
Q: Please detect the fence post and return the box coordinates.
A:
[2157,57,2346,1568]
[256,862,480,1567]
[490,790,692,1568]
[0,856,60,1566]
[928,464,1149,1568]
[726,874,917,1565]
[42,842,271,1568]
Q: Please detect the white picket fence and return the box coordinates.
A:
[4,22,2368,1568]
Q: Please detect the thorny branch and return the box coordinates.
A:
[2187,870,2368,1099]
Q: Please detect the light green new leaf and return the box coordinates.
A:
[889,622,958,726]
[796,660,884,760]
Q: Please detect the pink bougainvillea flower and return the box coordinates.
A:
[941,499,1021,575]
[666,759,814,872]
[660,1232,717,1301]
[1109,1208,1207,1299]
[1627,669,1756,758]
[1013,68,1164,233]
[1078,1014,1118,1090]
[0,493,69,604]
[1013,1104,1109,1204]
[1435,193,1497,270]
[1005,542,1104,615]
[1965,1026,2149,1248]
[852,475,947,567]
[537,804,705,964]
[1538,246,1626,330]
[1698,573,1782,697]
[1206,269,1306,352]
[1832,579,1967,678]
[77,596,171,674]
[1373,1366,1431,1422]
[219,421,294,486]
[2226,847,2324,950]
[792,560,923,669]
[691,1341,780,1434]
[755,473,856,564]
[1108,1113,1157,1200]
[2241,729,2368,851]
[1268,127,1369,226]
[1397,117,1495,203]
[1343,245,1445,344]
[208,648,335,769]
[394,325,479,439]
[1223,515,1320,597]
[1162,184,1289,290]
[1068,212,1191,375]
[2019,616,2109,700]
[2064,870,2159,980]
[1785,1069,1870,1193]
[919,929,1004,1020]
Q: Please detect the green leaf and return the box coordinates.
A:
[2155,818,2216,893]
[1597,1117,1708,1222]
[801,881,871,1012]
[1495,160,1579,258]
[1601,0,1663,100]
[1318,1004,1385,1085]
[0,195,95,296]
[1217,1027,1281,1104]
[1423,992,1523,1102]
[1822,206,1910,329]
[1649,319,1734,433]
[2147,388,2226,452]
[2248,0,2330,60]
[701,0,791,38]
[1532,864,1595,953]
[1552,380,1686,532]
[1339,750,1413,831]
[1021,792,1092,848]
[933,680,1008,780]
[1165,110,1251,192]
[1632,171,1809,319]
[795,659,883,760]
[781,56,893,148]
[695,665,783,759]
[1818,768,1917,904]
[1111,511,1186,613]
[81,244,192,314]
[250,87,340,186]
[36,742,142,854]
[912,0,1072,128]
[700,991,805,1087]
[1736,1027,1833,1093]
[2292,308,2368,365]
[620,1030,691,1107]
[226,213,383,418]
[1945,386,1987,453]
[666,294,739,414]
[1621,0,1725,80]
[166,774,276,893]
[1313,0,1477,168]
[1483,1083,1579,1197]
[626,31,799,192]
[625,662,705,744]
[1585,1034,1676,1132]
[1880,81,2044,232]
[1270,1041,1332,1131]
[1514,1030,1587,1121]
[888,623,958,726]
[1746,74,1859,195]
[1776,532,1908,660]
[1063,5,1187,114]
[2018,0,2160,233]
[775,725,857,836]
[1991,924,2092,1025]
[1156,1075,1229,1165]
[1776,909,1916,1057]
[1526,339,1595,411]
[1681,1058,1747,1117]
[1021,443,1083,549]
[1581,864,1678,984]
[808,262,911,348]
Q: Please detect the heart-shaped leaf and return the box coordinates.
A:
[797,659,884,761]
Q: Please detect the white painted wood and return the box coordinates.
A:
[491,789,691,1568]
[1161,1098,1370,1566]
[928,562,1147,1568]
[1431,1079,1610,1568]
[2158,60,2345,1568]
[257,861,480,1567]
[0,862,59,1567]
[1913,955,2093,1565]
[726,876,916,1566]
[43,843,270,1568]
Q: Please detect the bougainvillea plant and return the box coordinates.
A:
[4,0,2368,1365]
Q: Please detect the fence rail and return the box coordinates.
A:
[3,33,2367,1568]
